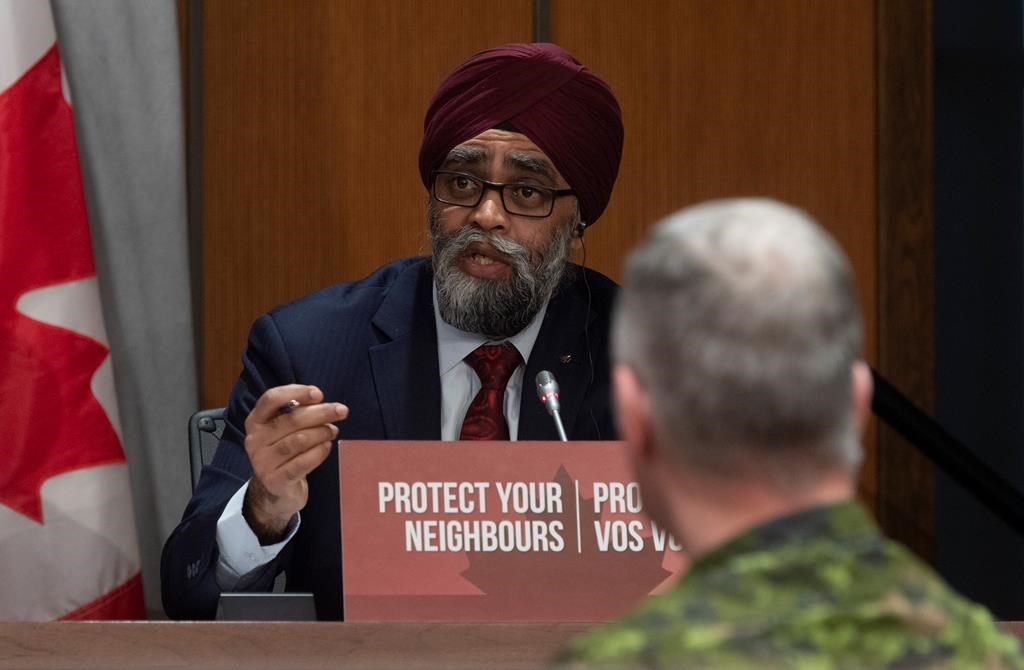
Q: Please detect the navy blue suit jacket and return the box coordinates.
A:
[161,257,618,620]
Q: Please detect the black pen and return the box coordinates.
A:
[278,399,300,415]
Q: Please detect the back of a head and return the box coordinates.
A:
[613,198,864,485]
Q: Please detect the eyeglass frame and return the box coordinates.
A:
[430,170,576,219]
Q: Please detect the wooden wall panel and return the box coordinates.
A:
[550,1,879,501]
[201,2,532,407]
[198,1,937,553]
[876,0,935,560]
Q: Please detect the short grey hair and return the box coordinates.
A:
[613,199,864,482]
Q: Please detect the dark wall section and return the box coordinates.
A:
[934,0,1024,618]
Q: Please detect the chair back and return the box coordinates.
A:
[188,407,227,492]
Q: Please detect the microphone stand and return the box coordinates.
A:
[551,409,568,442]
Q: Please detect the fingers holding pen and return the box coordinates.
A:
[242,385,350,534]
[249,384,323,424]
[245,385,348,448]
[244,384,348,487]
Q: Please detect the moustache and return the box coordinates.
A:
[440,227,533,273]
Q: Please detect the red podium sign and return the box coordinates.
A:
[339,440,686,621]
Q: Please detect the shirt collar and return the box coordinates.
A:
[433,282,549,375]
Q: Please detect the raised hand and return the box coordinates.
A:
[241,385,348,544]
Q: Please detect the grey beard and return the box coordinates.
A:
[430,210,574,339]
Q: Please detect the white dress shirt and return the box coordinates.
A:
[434,286,548,440]
[214,285,548,588]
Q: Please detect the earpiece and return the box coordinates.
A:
[574,221,586,238]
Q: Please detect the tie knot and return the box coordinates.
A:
[465,343,522,390]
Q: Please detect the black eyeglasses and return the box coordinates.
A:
[431,171,575,219]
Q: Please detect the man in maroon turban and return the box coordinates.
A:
[420,42,623,228]
[163,43,625,621]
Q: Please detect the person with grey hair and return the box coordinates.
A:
[560,199,1023,669]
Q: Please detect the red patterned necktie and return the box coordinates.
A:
[459,343,523,441]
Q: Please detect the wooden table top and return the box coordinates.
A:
[3,620,1022,669]
[0,621,590,670]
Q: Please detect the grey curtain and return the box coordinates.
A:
[51,0,196,618]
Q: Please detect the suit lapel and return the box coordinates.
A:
[518,274,595,440]
[368,260,442,439]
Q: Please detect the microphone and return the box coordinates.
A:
[535,370,568,442]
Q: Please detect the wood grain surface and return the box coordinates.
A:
[0,621,588,669]
[200,1,877,406]
[874,0,936,561]
[1,620,1020,669]
[201,1,531,407]
[549,0,879,502]
[196,2,938,541]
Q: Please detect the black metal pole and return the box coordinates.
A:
[871,368,1024,536]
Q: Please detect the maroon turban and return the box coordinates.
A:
[419,43,623,226]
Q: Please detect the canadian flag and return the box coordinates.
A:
[0,0,145,619]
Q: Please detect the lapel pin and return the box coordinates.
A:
[560,353,572,364]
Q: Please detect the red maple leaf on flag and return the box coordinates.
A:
[0,46,125,523]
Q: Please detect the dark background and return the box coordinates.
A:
[934,0,1024,618]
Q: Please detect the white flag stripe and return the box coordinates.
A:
[0,464,138,620]
[1,0,142,619]
[43,464,140,562]
[0,0,56,93]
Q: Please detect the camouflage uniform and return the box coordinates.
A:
[559,502,1023,669]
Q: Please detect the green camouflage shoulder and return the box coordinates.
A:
[557,503,1024,670]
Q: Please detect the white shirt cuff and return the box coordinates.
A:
[215,479,300,589]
